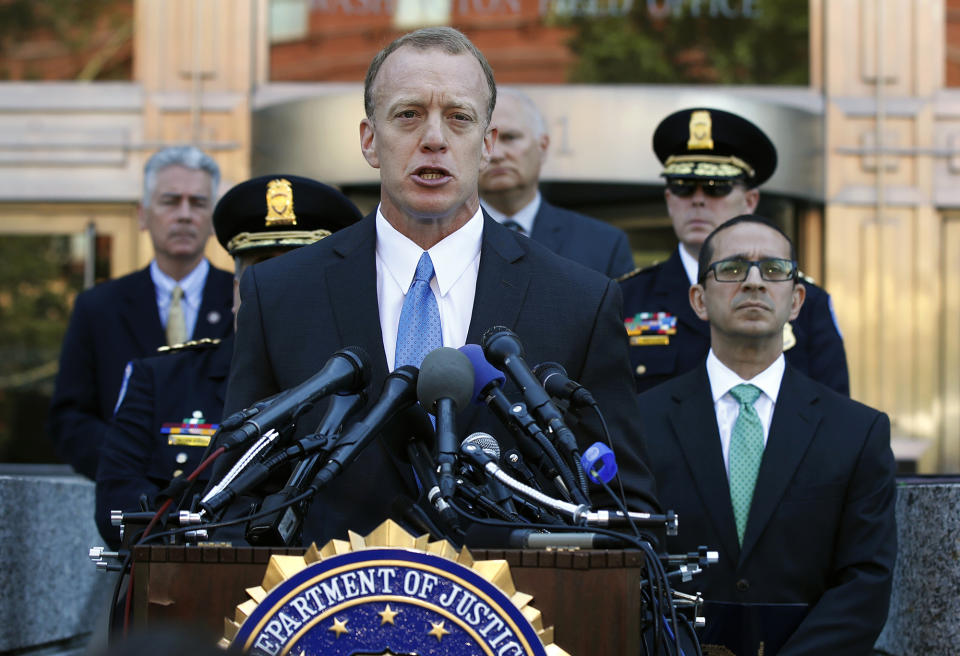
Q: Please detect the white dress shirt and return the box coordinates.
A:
[678,244,700,286]
[481,191,541,235]
[150,258,209,340]
[706,350,786,478]
[376,206,483,371]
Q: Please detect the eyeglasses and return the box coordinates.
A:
[666,179,737,198]
[700,257,798,283]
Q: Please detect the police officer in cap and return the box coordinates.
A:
[619,107,849,395]
[95,175,362,547]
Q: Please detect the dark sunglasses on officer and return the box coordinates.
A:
[699,257,798,284]
[666,178,741,198]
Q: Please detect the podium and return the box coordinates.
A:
[131,544,650,654]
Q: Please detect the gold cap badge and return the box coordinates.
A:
[264,178,296,226]
[687,110,714,150]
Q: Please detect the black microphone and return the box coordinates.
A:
[481,328,589,503]
[533,361,596,407]
[200,392,369,518]
[416,348,474,499]
[459,343,577,502]
[463,524,631,549]
[481,327,579,455]
[245,391,367,546]
[218,346,372,452]
[312,365,420,487]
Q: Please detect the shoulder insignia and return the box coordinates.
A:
[617,261,662,283]
[616,267,643,283]
[797,269,816,285]
[782,323,797,351]
[156,337,222,354]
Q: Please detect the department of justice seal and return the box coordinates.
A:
[222,521,568,656]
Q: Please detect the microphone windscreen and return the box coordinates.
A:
[417,347,475,412]
[462,431,501,460]
[458,344,506,404]
[340,345,374,387]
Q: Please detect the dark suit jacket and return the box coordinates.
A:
[620,249,850,395]
[529,200,635,278]
[218,213,660,547]
[638,363,896,655]
[48,264,233,479]
[95,335,232,547]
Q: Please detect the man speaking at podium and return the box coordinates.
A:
[213,27,659,547]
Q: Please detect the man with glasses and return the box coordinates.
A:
[637,214,896,654]
[619,108,848,394]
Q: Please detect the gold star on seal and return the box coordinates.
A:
[328,617,349,637]
[379,604,399,625]
[427,620,450,642]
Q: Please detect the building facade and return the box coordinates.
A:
[0,0,956,471]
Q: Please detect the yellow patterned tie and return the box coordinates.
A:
[728,383,764,546]
[166,285,187,345]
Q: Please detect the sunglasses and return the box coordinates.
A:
[666,179,738,198]
[700,257,798,283]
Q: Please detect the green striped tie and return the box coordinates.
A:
[728,383,764,546]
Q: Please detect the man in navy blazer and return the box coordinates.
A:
[48,146,233,479]
[215,28,659,547]
[479,88,634,278]
[638,215,895,655]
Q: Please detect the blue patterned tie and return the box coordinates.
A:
[728,383,764,546]
[395,252,442,369]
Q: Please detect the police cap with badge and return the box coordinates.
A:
[653,107,777,190]
[141,177,361,487]
[214,174,363,256]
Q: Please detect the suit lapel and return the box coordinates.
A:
[529,201,564,254]
[119,268,165,352]
[668,366,740,559]
[654,250,709,337]
[196,266,230,338]
[466,215,530,345]
[460,215,530,427]
[325,216,390,388]
[739,366,822,564]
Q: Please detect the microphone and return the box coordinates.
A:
[533,361,596,407]
[200,392,368,518]
[311,365,420,487]
[479,330,590,503]
[416,348,475,499]
[218,346,372,452]
[463,525,631,549]
[459,343,578,501]
[460,432,517,516]
[406,439,460,537]
[244,391,367,546]
[480,327,580,456]
[459,440,675,532]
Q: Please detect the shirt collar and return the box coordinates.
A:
[480,191,541,235]
[678,244,700,286]
[706,349,785,405]
[375,205,484,297]
[149,258,209,304]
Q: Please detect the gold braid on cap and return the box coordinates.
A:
[227,228,332,254]
[663,154,755,179]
